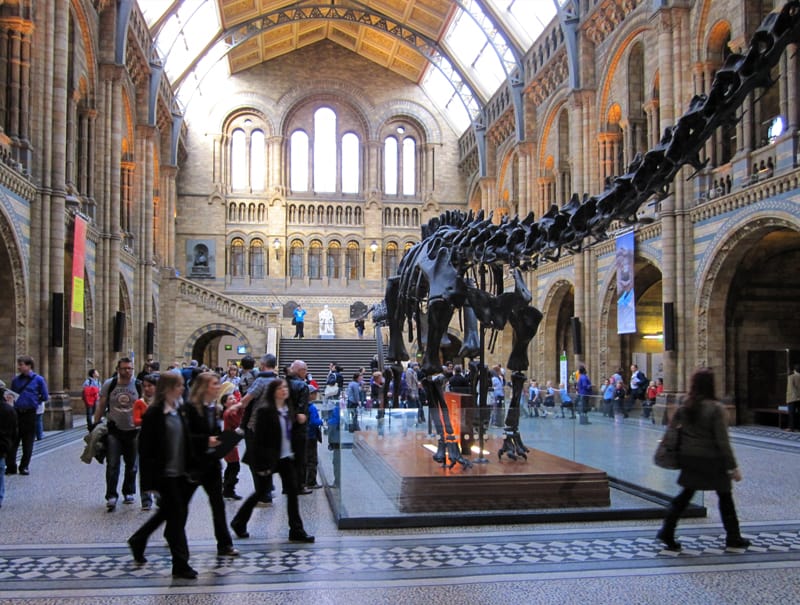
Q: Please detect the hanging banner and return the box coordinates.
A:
[616,230,636,334]
[70,215,88,329]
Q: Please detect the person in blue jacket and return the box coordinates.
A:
[293,305,307,339]
[6,356,49,475]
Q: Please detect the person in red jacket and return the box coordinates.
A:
[82,369,101,432]
[221,387,244,500]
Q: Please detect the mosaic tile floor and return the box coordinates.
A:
[1,420,799,603]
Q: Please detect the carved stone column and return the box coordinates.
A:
[44,0,71,429]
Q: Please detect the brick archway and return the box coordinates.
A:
[695,215,800,399]
[182,323,253,361]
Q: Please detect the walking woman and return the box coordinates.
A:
[185,371,239,556]
[656,368,750,552]
[231,378,314,543]
[131,372,207,579]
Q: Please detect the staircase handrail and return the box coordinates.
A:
[173,276,278,329]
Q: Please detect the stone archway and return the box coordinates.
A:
[182,323,253,367]
[696,216,800,420]
[0,199,28,365]
[598,251,663,386]
[537,279,574,384]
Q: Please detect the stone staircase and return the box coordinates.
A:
[278,337,386,382]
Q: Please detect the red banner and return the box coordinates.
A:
[70,216,88,329]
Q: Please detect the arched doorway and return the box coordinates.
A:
[0,203,25,370]
[600,258,663,385]
[698,220,800,423]
[539,280,575,384]
[184,324,253,369]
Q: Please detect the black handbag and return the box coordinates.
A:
[654,423,682,469]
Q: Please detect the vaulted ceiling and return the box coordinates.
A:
[140,0,561,132]
[218,0,456,83]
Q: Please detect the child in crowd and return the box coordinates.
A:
[644,380,658,424]
[613,380,627,421]
[305,385,324,489]
[133,373,158,510]
[221,387,243,500]
[602,378,616,417]
[559,382,575,418]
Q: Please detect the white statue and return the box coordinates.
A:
[319,305,335,338]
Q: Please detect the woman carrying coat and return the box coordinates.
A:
[656,368,751,552]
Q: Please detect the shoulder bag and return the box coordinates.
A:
[654,421,682,469]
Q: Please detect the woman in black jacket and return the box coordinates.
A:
[185,371,238,557]
[131,371,209,579]
[232,378,314,543]
[656,368,750,552]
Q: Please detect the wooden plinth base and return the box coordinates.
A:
[352,432,611,513]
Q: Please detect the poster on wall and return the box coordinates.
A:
[70,216,88,329]
[616,230,636,334]
[186,240,216,278]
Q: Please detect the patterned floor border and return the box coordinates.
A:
[2,522,799,597]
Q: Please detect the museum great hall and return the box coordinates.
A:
[0,1,799,603]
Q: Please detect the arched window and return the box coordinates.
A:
[314,108,336,192]
[289,240,304,278]
[402,138,416,195]
[383,242,399,279]
[228,203,236,222]
[257,204,266,222]
[354,207,362,224]
[384,136,398,195]
[231,129,247,191]
[308,240,322,279]
[327,241,341,278]
[383,208,392,225]
[345,242,360,280]
[230,238,245,277]
[248,203,255,222]
[342,132,360,193]
[250,130,265,191]
[290,130,309,192]
[287,106,365,196]
[249,239,264,279]
[238,203,246,222]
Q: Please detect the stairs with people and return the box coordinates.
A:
[278,337,386,383]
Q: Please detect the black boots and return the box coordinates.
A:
[656,529,682,551]
[720,493,750,550]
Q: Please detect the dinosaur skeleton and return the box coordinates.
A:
[380,1,800,468]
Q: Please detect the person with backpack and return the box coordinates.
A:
[237,355,258,397]
[93,357,143,511]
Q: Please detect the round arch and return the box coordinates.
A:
[182,323,254,365]
[0,197,28,363]
[695,214,800,413]
[536,278,575,383]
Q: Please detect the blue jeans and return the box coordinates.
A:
[0,458,5,505]
[105,428,138,500]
